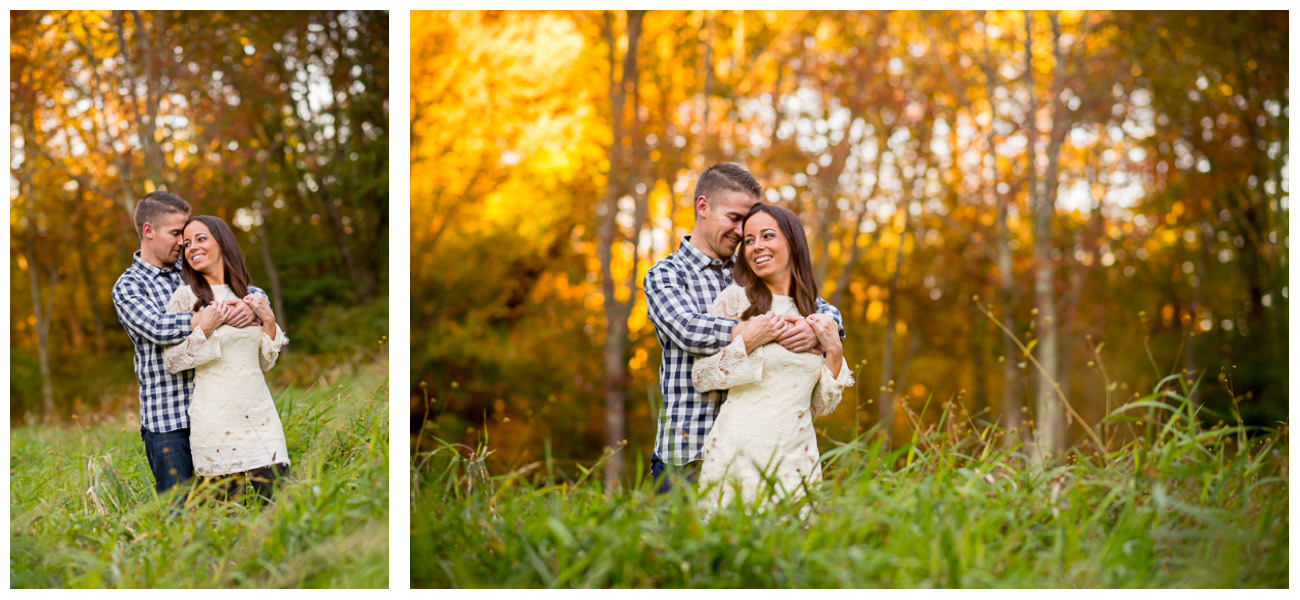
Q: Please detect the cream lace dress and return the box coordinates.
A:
[693,285,853,516]
[163,284,290,477]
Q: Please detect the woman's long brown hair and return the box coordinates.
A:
[181,215,252,312]
[733,203,819,320]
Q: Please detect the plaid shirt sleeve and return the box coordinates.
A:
[112,262,194,433]
[814,297,847,341]
[644,266,737,357]
[112,276,193,346]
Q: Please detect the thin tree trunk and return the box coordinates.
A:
[972,311,989,415]
[811,128,856,286]
[979,12,1025,449]
[598,10,645,489]
[701,11,713,162]
[877,207,911,448]
[72,188,108,355]
[1032,13,1073,460]
[1185,222,1211,406]
[256,142,289,351]
[69,14,139,215]
[894,331,924,403]
[829,135,885,308]
[113,10,166,188]
[25,229,56,419]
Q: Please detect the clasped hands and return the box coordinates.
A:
[733,311,841,357]
[193,295,275,336]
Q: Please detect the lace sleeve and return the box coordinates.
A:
[164,285,195,315]
[811,356,855,416]
[691,286,763,393]
[259,324,289,371]
[692,335,764,393]
[162,286,223,373]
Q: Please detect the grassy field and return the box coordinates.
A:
[10,361,390,588]
[411,378,1288,587]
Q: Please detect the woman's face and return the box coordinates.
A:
[183,221,224,276]
[743,211,790,283]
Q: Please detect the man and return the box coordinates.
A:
[644,163,844,493]
[111,191,258,495]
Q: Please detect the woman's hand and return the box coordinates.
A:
[243,294,274,323]
[244,294,278,336]
[193,302,229,336]
[807,313,843,375]
[741,311,786,352]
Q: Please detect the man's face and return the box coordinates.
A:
[144,212,187,266]
[696,189,759,260]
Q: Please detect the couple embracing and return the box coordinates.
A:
[646,163,855,517]
[111,191,290,504]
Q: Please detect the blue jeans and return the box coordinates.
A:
[141,428,193,494]
[650,454,700,495]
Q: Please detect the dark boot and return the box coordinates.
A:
[248,464,289,505]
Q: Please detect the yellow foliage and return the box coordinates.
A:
[629,348,648,371]
[629,306,650,340]
[866,300,884,322]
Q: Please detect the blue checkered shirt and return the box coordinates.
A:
[112,252,195,433]
[644,236,844,465]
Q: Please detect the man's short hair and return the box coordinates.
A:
[134,191,191,238]
[692,163,762,216]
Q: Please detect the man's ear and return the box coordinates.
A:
[695,195,709,219]
[142,222,154,239]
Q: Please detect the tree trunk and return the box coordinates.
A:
[598,10,645,489]
[68,13,138,215]
[829,135,885,308]
[1025,11,1066,462]
[877,207,911,448]
[979,13,1025,450]
[111,11,166,189]
[971,310,989,415]
[24,229,57,419]
[73,188,108,355]
[256,143,289,352]
[1185,222,1210,406]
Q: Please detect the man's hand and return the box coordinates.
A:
[776,315,823,355]
[224,299,259,328]
[193,302,230,336]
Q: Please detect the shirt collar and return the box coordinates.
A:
[132,250,182,279]
[679,235,734,272]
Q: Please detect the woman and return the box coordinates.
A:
[693,203,853,516]
[163,215,290,503]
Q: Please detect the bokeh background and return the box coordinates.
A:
[412,10,1287,483]
[10,10,390,423]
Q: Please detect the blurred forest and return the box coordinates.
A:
[10,10,390,423]
[411,10,1288,480]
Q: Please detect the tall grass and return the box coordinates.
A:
[10,362,390,588]
[411,375,1287,587]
